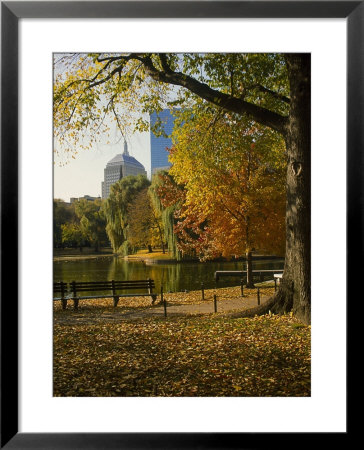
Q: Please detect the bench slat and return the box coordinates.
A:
[72,293,155,300]
[114,284,155,289]
[53,282,67,294]
[71,279,154,286]
[72,285,154,292]
[70,281,153,284]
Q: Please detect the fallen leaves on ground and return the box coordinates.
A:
[54,308,310,397]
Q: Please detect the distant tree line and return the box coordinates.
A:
[53,198,108,252]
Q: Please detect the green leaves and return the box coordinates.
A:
[103,175,150,252]
[73,198,107,252]
[54,53,290,159]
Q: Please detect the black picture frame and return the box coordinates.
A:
[1,1,357,448]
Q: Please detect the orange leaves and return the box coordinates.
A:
[165,109,287,260]
[53,308,311,397]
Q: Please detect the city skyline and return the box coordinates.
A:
[54,111,175,202]
[54,125,151,202]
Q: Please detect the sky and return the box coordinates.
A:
[53,53,176,202]
[53,122,151,202]
[53,53,154,202]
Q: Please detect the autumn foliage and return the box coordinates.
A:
[165,110,286,261]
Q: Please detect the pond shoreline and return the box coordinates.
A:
[54,254,116,262]
[54,253,284,264]
[126,254,284,265]
[54,255,285,293]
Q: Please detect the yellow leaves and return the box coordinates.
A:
[168,107,286,261]
[53,54,150,159]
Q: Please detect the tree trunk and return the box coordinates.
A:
[245,251,255,288]
[279,54,311,324]
[157,223,165,253]
[233,54,311,324]
[147,244,153,253]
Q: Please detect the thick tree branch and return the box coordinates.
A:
[158,53,173,73]
[248,84,290,104]
[92,53,289,135]
[139,54,288,135]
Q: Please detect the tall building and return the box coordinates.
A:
[101,141,147,199]
[150,109,175,175]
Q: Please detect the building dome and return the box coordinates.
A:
[101,140,147,199]
[106,153,145,169]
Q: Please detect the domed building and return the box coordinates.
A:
[101,141,147,199]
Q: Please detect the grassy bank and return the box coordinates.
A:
[124,248,175,262]
[53,287,310,397]
[54,247,114,261]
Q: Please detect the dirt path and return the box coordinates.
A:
[54,285,274,325]
[83,294,270,322]
[132,296,267,318]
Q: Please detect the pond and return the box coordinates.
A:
[54,256,284,294]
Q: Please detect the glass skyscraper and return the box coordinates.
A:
[150,109,175,175]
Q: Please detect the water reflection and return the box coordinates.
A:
[54,257,284,293]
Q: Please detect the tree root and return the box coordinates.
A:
[227,280,295,320]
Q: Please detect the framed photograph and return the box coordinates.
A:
[1,1,357,448]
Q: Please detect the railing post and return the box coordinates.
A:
[71,280,78,310]
[61,281,67,310]
[213,294,217,313]
[148,277,152,295]
[257,287,260,305]
[112,280,119,307]
[240,279,244,297]
[163,291,167,318]
[201,282,205,300]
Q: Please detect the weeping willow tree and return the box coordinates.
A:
[162,205,181,260]
[103,193,125,252]
[103,175,150,253]
[149,171,183,261]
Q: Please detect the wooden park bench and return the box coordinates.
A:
[53,279,157,310]
[53,281,68,310]
[215,270,284,283]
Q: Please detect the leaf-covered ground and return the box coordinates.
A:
[54,294,310,397]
